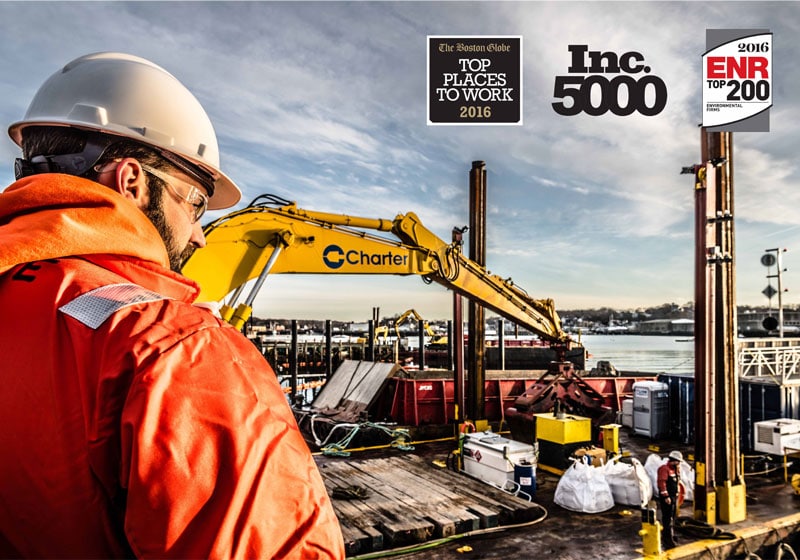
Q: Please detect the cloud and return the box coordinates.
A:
[0,1,796,321]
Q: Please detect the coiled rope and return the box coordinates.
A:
[319,421,414,456]
[675,516,736,540]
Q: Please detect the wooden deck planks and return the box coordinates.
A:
[319,452,540,556]
[324,461,435,547]
[401,455,542,524]
[350,458,473,537]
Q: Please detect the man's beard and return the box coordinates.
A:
[143,186,194,273]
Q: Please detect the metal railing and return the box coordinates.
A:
[738,338,800,385]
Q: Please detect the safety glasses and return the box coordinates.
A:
[94,159,210,224]
[140,164,209,224]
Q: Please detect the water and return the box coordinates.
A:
[579,334,695,374]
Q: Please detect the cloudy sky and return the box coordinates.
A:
[1,1,797,322]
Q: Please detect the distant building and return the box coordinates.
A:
[637,318,694,335]
[738,308,800,337]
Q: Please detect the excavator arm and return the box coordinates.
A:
[182,195,569,345]
[391,308,443,342]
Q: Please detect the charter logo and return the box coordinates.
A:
[702,29,772,132]
[322,245,410,269]
[322,245,346,269]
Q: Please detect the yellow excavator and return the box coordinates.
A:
[181,194,570,348]
[392,308,447,347]
[355,325,389,345]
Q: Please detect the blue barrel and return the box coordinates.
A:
[514,461,536,498]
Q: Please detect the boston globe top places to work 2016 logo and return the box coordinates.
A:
[702,29,772,132]
[427,36,522,125]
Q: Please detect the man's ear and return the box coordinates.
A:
[113,158,149,208]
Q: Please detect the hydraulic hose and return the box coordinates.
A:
[346,503,548,560]
[675,516,736,540]
[777,542,799,560]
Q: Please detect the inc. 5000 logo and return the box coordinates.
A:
[553,45,668,116]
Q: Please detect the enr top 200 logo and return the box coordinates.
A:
[553,45,668,116]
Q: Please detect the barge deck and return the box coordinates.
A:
[316,429,800,559]
[304,356,800,559]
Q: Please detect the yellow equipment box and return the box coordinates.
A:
[600,423,621,454]
[535,413,592,444]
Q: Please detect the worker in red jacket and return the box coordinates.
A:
[657,450,683,550]
[0,52,344,559]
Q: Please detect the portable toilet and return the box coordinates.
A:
[632,381,669,439]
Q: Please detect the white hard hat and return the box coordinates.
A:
[8,52,240,210]
[668,450,683,462]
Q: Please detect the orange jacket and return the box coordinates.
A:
[657,461,679,498]
[0,175,345,559]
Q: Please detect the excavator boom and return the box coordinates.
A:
[182,195,569,345]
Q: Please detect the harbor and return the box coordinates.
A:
[4,5,799,559]
[181,130,800,559]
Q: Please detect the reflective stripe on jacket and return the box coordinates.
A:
[0,175,345,559]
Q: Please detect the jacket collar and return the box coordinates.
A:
[0,174,199,302]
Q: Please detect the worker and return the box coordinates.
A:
[0,52,345,559]
[657,450,683,550]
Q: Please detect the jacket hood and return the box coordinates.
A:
[0,174,170,275]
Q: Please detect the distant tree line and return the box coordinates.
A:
[250,301,796,332]
[558,302,798,326]
[557,302,694,325]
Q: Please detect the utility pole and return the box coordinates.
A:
[467,161,487,424]
[452,227,466,427]
[692,128,746,525]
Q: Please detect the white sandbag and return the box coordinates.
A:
[644,453,695,503]
[680,460,695,502]
[602,457,652,507]
[644,453,663,498]
[554,459,615,513]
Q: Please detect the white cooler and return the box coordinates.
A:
[621,398,634,428]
